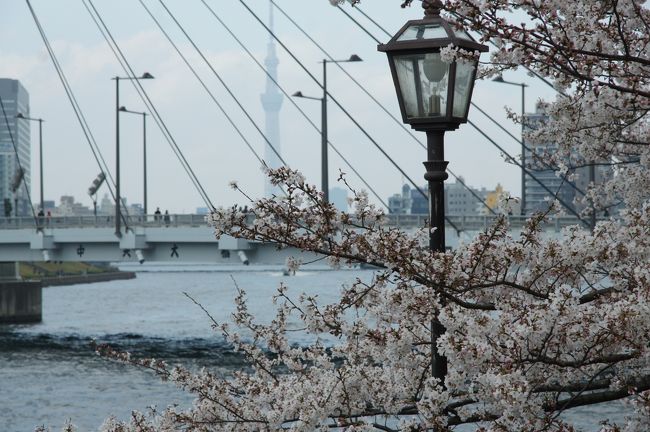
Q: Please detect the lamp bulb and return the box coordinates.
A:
[423,54,447,83]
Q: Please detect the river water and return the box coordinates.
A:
[0,267,629,431]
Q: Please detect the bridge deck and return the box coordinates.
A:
[0,213,601,264]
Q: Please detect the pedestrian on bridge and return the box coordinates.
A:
[164,210,170,227]
[154,207,161,222]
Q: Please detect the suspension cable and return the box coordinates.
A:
[238,0,462,234]
[156,0,287,167]
[84,0,214,210]
[273,0,495,216]
[337,2,589,216]
[469,119,591,227]
[137,0,264,168]
[24,0,117,205]
[196,0,389,210]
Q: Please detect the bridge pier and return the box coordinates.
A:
[0,262,42,324]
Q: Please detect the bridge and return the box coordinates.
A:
[0,213,590,265]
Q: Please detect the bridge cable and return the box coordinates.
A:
[84,0,215,211]
[345,3,585,199]
[468,103,587,198]
[137,0,264,168]
[336,2,590,218]
[467,119,591,227]
[24,0,119,207]
[0,96,38,224]
[272,0,494,217]
[345,2,583,198]
[194,0,389,210]
[84,0,213,210]
[155,0,287,168]
[238,0,462,234]
[335,2,589,209]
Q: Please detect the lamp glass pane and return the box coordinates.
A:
[454,30,474,41]
[394,53,449,119]
[397,23,448,41]
[452,60,476,118]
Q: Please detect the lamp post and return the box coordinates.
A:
[493,75,528,215]
[378,0,487,385]
[112,72,154,237]
[88,172,106,217]
[293,54,362,204]
[119,106,148,217]
[16,113,44,212]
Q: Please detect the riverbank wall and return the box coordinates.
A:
[39,271,136,287]
[0,280,42,323]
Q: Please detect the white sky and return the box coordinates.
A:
[0,0,558,213]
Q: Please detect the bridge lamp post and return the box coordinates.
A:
[378,0,487,385]
[493,75,528,215]
[292,54,362,204]
[112,72,154,237]
[16,113,44,213]
[87,172,106,217]
[118,106,149,217]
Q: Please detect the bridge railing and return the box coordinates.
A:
[0,214,210,230]
[0,213,604,232]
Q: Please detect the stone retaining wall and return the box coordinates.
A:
[0,281,42,323]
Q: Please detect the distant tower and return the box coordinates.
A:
[260,1,284,198]
[0,79,31,217]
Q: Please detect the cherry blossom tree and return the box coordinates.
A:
[97,1,649,431]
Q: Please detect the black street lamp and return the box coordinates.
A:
[119,106,149,217]
[16,113,44,213]
[378,0,487,385]
[493,75,528,215]
[112,72,154,237]
[293,54,362,204]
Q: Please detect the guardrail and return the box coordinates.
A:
[0,214,209,230]
[0,213,604,232]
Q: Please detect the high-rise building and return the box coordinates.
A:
[260,2,284,198]
[524,105,611,215]
[0,79,31,217]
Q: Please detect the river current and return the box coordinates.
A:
[0,267,630,431]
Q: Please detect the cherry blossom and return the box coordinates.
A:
[94,1,649,431]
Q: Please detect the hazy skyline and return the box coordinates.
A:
[0,0,557,213]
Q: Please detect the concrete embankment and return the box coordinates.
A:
[0,281,42,324]
[39,271,136,287]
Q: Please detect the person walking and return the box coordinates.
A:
[164,210,170,227]
[154,207,161,222]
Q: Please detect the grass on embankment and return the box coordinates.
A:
[19,262,114,279]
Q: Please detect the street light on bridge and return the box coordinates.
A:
[16,113,44,213]
[493,75,528,215]
[119,106,149,217]
[292,54,362,204]
[112,72,154,237]
[378,0,487,386]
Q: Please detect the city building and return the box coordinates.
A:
[56,195,93,216]
[260,3,283,198]
[388,178,508,216]
[444,177,485,215]
[524,105,611,215]
[0,78,31,217]
[389,184,413,214]
[99,193,114,215]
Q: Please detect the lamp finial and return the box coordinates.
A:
[423,0,443,17]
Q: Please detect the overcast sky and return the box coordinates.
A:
[0,0,557,213]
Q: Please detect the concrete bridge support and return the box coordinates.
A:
[0,262,42,324]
